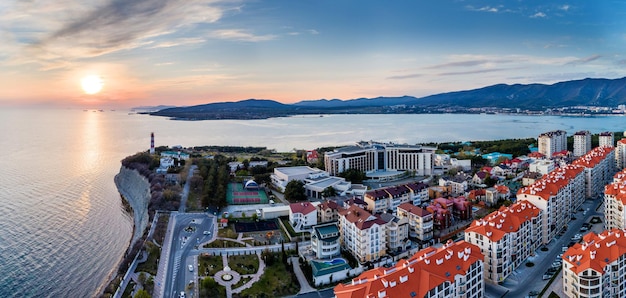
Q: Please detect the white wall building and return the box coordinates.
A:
[616,138,626,170]
[271,166,327,192]
[310,222,341,259]
[538,130,567,158]
[599,131,614,148]
[337,205,387,263]
[528,159,555,175]
[289,202,318,231]
[573,130,592,157]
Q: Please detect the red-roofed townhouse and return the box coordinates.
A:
[562,229,626,298]
[572,146,616,199]
[338,205,387,263]
[465,201,541,284]
[472,171,489,184]
[396,202,433,242]
[289,202,318,231]
[334,240,484,298]
[485,185,510,206]
[306,150,319,164]
[517,165,585,244]
[616,138,626,170]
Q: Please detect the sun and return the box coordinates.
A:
[81,75,104,94]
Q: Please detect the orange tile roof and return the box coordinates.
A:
[290,202,317,215]
[618,138,626,145]
[398,202,431,217]
[465,201,540,242]
[613,169,626,182]
[334,241,483,298]
[604,182,626,205]
[517,165,584,200]
[571,146,614,168]
[563,229,626,275]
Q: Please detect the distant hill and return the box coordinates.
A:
[151,77,626,120]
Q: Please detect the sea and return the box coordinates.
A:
[0,108,624,297]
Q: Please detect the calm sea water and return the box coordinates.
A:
[0,108,624,297]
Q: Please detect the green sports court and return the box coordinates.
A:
[226,181,268,204]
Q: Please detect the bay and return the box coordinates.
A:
[0,108,623,297]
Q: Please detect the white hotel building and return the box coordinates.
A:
[324,141,436,178]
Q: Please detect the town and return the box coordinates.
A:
[110,130,626,298]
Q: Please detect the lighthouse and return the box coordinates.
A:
[150,132,155,154]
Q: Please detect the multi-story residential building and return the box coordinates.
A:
[338,205,387,263]
[599,131,614,148]
[517,165,585,244]
[573,130,592,157]
[529,159,555,175]
[521,172,542,186]
[571,146,616,199]
[538,130,567,158]
[317,200,340,223]
[334,240,484,298]
[380,213,410,253]
[465,201,542,284]
[289,202,318,230]
[310,222,341,259]
[324,141,436,177]
[406,182,429,206]
[562,229,626,298]
[396,202,433,242]
[616,138,626,170]
[604,169,626,230]
[363,185,411,214]
[439,173,470,197]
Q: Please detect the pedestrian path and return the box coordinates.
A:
[212,251,267,298]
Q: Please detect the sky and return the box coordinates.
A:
[1,0,626,108]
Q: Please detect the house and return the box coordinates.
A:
[338,205,387,263]
[306,150,319,164]
[317,200,341,223]
[380,213,410,253]
[289,202,318,231]
[310,222,341,259]
[396,202,433,242]
[472,171,489,184]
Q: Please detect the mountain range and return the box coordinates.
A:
[150,77,626,120]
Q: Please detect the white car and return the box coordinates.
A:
[203,230,211,235]
[188,264,193,271]
[179,291,186,298]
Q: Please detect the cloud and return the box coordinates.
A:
[387,73,422,80]
[559,5,570,11]
[308,29,320,35]
[150,37,206,49]
[566,54,602,65]
[209,29,277,42]
[425,60,490,69]
[530,12,547,18]
[438,68,510,76]
[4,0,238,69]
[466,5,499,13]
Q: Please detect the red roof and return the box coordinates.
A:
[397,202,431,217]
[334,241,483,298]
[528,152,545,158]
[290,202,316,215]
[465,201,540,242]
[563,229,626,275]
[338,205,386,230]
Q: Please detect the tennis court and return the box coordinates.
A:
[227,182,269,204]
[234,219,279,233]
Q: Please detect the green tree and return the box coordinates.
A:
[338,169,367,184]
[322,186,337,198]
[284,180,306,201]
[133,289,151,298]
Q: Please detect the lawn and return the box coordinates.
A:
[136,242,160,276]
[204,239,247,248]
[218,226,239,239]
[233,276,252,289]
[198,254,224,276]
[228,254,259,275]
[199,277,226,298]
[235,255,299,298]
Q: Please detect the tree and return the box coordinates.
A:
[322,186,337,198]
[338,168,367,184]
[137,272,147,286]
[133,289,151,298]
[252,212,258,221]
[284,180,306,201]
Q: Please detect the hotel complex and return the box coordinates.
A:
[324,141,436,178]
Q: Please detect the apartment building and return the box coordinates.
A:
[324,141,436,177]
[317,200,340,223]
[338,205,387,263]
[599,131,614,148]
[573,130,592,157]
[396,202,434,242]
[364,185,412,214]
[334,240,484,298]
[571,146,616,199]
[517,165,585,244]
[310,222,341,259]
[380,213,410,253]
[406,182,429,206]
[604,169,626,230]
[289,202,318,230]
[538,130,568,158]
[465,201,542,284]
[616,138,626,170]
[439,173,470,197]
[562,229,626,298]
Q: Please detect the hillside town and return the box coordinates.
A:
[115,130,626,298]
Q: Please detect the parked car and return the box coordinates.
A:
[188,264,193,271]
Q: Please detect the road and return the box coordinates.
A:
[487,198,603,298]
[161,213,216,298]
[179,165,197,213]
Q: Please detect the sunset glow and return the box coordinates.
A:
[81,75,103,95]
